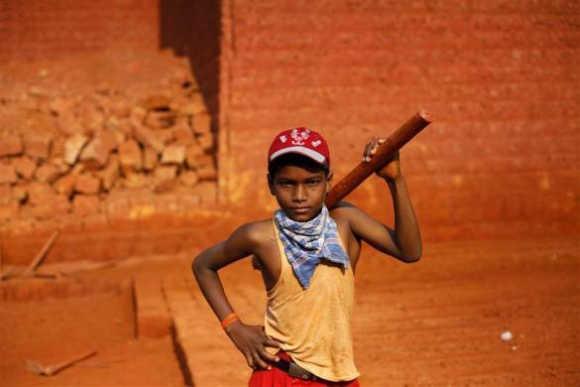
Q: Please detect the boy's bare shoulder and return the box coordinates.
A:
[329,201,364,220]
[233,218,275,246]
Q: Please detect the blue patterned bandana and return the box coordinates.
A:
[274,206,350,288]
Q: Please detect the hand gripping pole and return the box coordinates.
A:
[325,111,432,209]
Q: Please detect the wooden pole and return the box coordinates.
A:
[23,231,60,275]
[325,111,432,209]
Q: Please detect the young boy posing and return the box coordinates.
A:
[194,127,422,386]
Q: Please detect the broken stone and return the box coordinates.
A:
[144,110,176,129]
[48,97,74,116]
[27,182,57,206]
[0,163,18,184]
[111,128,127,148]
[131,106,148,125]
[191,181,217,202]
[74,174,101,195]
[197,164,218,181]
[28,194,71,220]
[119,139,143,172]
[109,100,132,118]
[12,184,28,204]
[140,95,171,111]
[64,134,90,165]
[179,170,199,187]
[80,132,116,169]
[154,165,178,183]
[161,145,186,165]
[53,173,77,197]
[154,178,179,193]
[175,93,206,115]
[0,202,19,222]
[35,163,61,184]
[142,147,158,171]
[50,136,67,159]
[172,120,195,145]
[24,134,53,161]
[196,154,215,169]
[123,171,149,189]
[0,184,11,205]
[50,157,71,175]
[133,125,164,153]
[98,155,120,191]
[13,157,37,180]
[185,144,204,169]
[158,129,176,145]
[0,134,23,157]
[116,118,134,137]
[77,103,104,134]
[58,112,84,135]
[73,194,101,216]
[192,112,211,133]
[196,132,214,152]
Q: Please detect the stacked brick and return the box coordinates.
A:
[0,78,217,225]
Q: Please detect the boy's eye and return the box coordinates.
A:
[306,179,322,186]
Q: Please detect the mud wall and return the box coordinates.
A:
[0,1,159,61]
[220,0,580,240]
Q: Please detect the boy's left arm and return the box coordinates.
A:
[336,139,422,262]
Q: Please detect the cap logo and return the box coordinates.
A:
[291,128,310,145]
[279,135,288,143]
[311,140,321,147]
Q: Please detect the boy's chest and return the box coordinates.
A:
[256,220,360,289]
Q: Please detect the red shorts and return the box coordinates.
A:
[248,352,360,387]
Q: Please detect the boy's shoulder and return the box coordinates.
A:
[329,201,364,221]
[232,218,275,247]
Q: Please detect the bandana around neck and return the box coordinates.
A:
[274,206,349,288]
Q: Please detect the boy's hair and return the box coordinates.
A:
[268,153,330,181]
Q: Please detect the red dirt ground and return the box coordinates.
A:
[1,236,578,386]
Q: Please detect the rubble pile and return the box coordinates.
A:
[0,75,218,226]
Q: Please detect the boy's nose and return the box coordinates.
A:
[293,184,307,201]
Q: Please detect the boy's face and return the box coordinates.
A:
[268,164,331,222]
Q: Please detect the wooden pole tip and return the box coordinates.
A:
[418,110,432,122]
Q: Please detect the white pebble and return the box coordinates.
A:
[500,331,513,342]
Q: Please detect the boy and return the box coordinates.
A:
[193,127,422,386]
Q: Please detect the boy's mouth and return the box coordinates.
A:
[290,207,310,214]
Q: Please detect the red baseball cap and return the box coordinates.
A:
[268,127,330,168]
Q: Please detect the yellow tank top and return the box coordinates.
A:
[264,220,359,382]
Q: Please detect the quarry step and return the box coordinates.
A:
[163,275,248,386]
[134,275,172,338]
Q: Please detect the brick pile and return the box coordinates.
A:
[0,73,218,226]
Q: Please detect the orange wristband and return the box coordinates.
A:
[221,312,239,330]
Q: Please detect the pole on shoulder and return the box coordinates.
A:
[325,111,432,209]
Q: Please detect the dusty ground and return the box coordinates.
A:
[0,236,578,386]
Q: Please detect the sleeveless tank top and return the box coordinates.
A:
[264,220,359,382]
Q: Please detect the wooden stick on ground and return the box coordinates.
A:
[23,230,60,276]
[326,111,432,208]
[0,234,3,275]
[25,350,97,376]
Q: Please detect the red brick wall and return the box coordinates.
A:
[0,0,159,62]
[220,0,580,240]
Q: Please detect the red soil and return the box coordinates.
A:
[1,236,578,386]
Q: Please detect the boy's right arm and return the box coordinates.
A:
[192,223,280,370]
